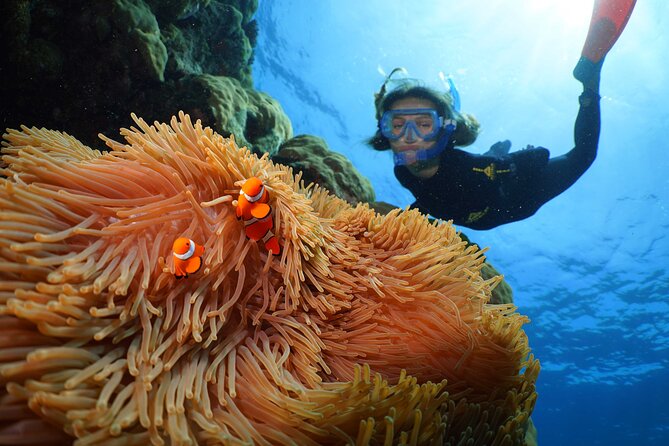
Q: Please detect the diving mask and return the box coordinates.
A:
[380,108,444,141]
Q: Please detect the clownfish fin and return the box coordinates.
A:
[250,203,271,219]
[185,257,203,274]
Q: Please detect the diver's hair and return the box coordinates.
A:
[367,81,481,151]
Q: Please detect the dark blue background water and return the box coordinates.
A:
[251,1,669,444]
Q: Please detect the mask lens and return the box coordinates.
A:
[413,116,435,137]
[390,117,408,137]
[381,108,441,141]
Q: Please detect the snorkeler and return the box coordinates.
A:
[369,0,636,230]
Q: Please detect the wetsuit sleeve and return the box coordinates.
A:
[537,89,601,202]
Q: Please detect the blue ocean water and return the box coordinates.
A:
[252,1,669,444]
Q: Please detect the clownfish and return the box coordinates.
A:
[172,237,205,278]
[235,177,281,255]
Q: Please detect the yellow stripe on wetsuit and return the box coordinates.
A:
[472,163,511,181]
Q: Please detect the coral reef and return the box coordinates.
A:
[0,0,272,151]
[272,135,375,205]
[0,114,538,445]
[189,74,293,156]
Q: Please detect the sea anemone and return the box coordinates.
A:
[0,113,539,445]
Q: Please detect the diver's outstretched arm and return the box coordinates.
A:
[537,0,636,202]
[538,88,600,203]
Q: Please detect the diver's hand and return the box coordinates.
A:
[573,56,603,94]
[483,140,512,157]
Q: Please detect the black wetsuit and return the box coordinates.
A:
[394,90,601,230]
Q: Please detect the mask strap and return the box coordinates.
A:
[374,67,408,120]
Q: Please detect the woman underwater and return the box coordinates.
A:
[368,0,636,230]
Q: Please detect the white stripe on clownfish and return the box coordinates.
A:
[174,238,195,260]
[241,184,265,203]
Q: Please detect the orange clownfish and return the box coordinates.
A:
[236,177,281,255]
[172,237,205,278]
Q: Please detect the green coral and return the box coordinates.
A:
[111,0,168,82]
[146,0,211,21]
[170,74,292,155]
[272,135,376,205]
[157,0,256,86]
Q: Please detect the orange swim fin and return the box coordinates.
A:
[580,0,636,64]
[574,0,636,88]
